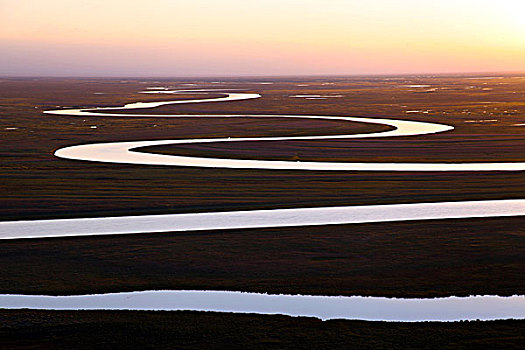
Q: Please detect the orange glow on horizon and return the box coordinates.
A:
[1,0,524,76]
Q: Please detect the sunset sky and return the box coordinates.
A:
[1,0,524,76]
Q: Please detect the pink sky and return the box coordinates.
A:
[1,0,524,76]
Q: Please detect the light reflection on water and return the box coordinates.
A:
[23,90,525,322]
[45,91,525,171]
[2,199,525,240]
[0,291,524,322]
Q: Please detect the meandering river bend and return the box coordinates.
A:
[1,90,524,321]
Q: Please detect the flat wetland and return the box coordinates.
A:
[1,76,524,348]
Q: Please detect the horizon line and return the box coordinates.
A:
[1,70,524,80]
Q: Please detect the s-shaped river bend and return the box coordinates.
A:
[1,91,524,322]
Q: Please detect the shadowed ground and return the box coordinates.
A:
[0,310,523,350]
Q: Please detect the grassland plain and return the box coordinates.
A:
[0,310,524,350]
[1,76,524,348]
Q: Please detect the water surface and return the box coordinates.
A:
[1,291,523,322]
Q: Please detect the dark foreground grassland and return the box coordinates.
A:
[1,217,524,297]
[0,310,524,350]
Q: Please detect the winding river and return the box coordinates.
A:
[44,92,525,171]
[1,90,524,321]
